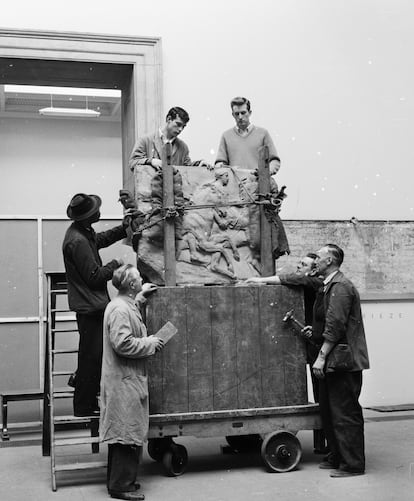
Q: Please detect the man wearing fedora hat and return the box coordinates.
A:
[63,193,129,417]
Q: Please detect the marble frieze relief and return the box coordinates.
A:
[128,164,288,285]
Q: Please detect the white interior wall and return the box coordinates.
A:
[2,0,413,220]
[361,301,412,406]
[0,118,122,215]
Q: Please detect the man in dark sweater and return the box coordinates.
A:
[246,253,327,453]
[246,252,322,325]
[63,193,128,417]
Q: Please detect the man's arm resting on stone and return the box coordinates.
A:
[246,275,282,285]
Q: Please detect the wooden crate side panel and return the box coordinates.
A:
[146,292,164,414]
[233,287,262,409]
[210,287,238,411]
[186,287,214,412]
[160,287,189,413]
[258,287,286,407]
[280,287,308,406]
[148,285,308,415]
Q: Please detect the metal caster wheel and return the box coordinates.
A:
[225,434,263,453]
[261,430,302,472]
[148,437,173,462]
[162,444,188,476]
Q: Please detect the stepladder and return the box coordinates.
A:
[42,272,105,491]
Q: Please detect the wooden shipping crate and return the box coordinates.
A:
[146,285,307,415]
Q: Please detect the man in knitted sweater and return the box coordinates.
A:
[215,96,281,174]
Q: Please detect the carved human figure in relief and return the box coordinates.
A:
[176,168,241,278]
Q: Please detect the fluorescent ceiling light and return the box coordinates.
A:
[5,84,121,98]
[39,107,101,118]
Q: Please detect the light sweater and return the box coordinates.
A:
[215,125,280,170]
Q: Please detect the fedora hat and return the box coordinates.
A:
[67,193,102,221]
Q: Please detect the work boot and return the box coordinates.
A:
[330,469,365,478]
[109,491,145,500]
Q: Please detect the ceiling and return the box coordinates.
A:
[0,57,133,122]
[0,84,121,121]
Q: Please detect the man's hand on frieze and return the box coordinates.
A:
[199,159,214,170]
[150,158,162,169]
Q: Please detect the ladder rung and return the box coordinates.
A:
[52,371,73,377]
[53,390,74,399]
[51,308,71,313]
[54,415,99,424]
[52,349,78,354]
[52,328,78,333]
[54,461,106,472]
[55,436,100,446]
[51,289,68,295]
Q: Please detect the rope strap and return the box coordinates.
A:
[130,191,285,237]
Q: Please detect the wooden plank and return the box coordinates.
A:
[210,286,238,410]
[258,286,286,407]
[186,287,213,412]
[149,403,320,422]
[233,286,262,409]
[258,146,274,276]
[162,143,176,286]
[160,287,188,413]
[146,290,164,415]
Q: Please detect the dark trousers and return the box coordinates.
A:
[107,443,142,494]
[311,370,327,451]
[74,312,104,415]
[319,371,365,472]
